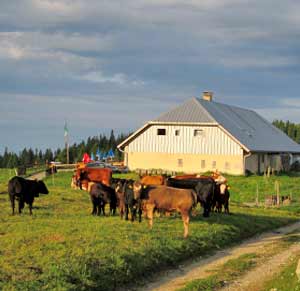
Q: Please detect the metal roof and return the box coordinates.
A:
[197,98,300,152]
[154,98,216,124]
[118,97,300,153]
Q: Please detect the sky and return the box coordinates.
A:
[1,0,300,154]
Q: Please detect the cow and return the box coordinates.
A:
[114,180,126,219]
[212,184,230,214]
[211,171,230,214]
[124,179,142,222]
[72,167,112,190]
[133,182,197,238]
[140,175,166,186]
[8,176,49,215]
[173,174,202,179]
[167,177,215,217]
[89,182,117,216]
[110,178,127,219]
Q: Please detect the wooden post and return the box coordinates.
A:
[256,182,259,206]
[52,165,55,186]
[267,166,271,178]
[275,180,280,207]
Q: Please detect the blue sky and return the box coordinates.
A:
[1,0,300,154]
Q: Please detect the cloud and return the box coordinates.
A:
[1,0,300,153]
[280,98,300,108]
[217,55,297,69]
[255,107,300,123]
[78,71,145,86]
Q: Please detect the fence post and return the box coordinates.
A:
[256,182,259,206]
[275,180,280,207]
[267,166,271,178]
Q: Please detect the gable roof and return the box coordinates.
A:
[118,97,300,153]
[154,98,216,123]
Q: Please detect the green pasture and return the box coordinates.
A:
[0,170,300,290]
[226,174,300,204]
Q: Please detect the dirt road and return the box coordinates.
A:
[139,221,300,291]
[27,171,46,180]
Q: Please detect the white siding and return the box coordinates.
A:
[128,125,243,155]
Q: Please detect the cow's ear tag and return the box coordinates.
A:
[143,185,147,189]
[129,185,132,189]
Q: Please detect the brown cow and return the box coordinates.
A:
[72,167,112,190]
[133,182,197,238]
[173,174,210,180]
[140,175,166,186]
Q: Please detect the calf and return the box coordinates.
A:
[114,180,126,219]
[8,176,49,215]
[212,184,230,214]
[89,182,117,216]
[133,182,197,238]
[124,180,142,222]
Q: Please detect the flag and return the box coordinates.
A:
[91,153,95,161]
[108,148,115,158]
[96,149,100,159]
[82,153,91,163]
[64,121,68,137]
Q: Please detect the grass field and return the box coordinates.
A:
[0,170,300,290]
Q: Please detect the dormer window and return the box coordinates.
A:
[157,128,166,136]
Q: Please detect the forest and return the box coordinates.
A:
[0,130,129,168]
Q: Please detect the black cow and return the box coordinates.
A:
[124,179,142,222]
[8,176,49,215]
[89,182,117,216]
[167,177,215,217]
[212,184,230,214]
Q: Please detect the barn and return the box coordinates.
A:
[118,92,300,175]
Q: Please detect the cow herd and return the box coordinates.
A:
[7,168,230,238]
[71,168,230,238]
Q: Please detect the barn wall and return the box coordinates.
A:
[128,125,243,155]
[245,154,258,173]
[245,153,283,174]
[127,152,244,175]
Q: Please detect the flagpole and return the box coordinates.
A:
[64,121,69,164]
[66,139,69,164]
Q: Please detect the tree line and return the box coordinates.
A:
[272,120,300,143]
[0,130,130,168]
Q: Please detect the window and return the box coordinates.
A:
[157,128,166,136]
[175,129,180,136]
[194,129,204,137]
[201,160,206,169]
[178,159,183,167]
[212,161,216,169]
